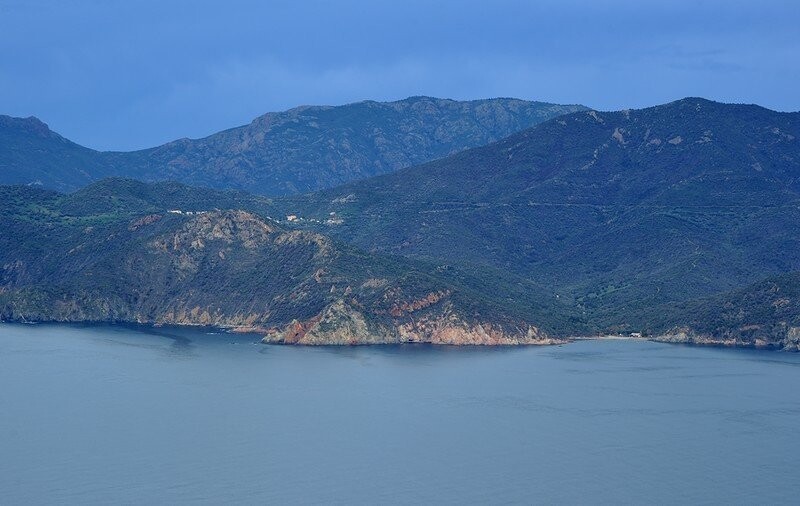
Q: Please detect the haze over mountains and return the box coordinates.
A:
[0,97,586,194]
[2,96,799,349]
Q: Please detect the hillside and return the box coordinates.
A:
[278,98,800,332]
[0,116,115,191]
[0,180,573,345]
[4,98,800,348]
[649,272,800,350]
[0,97,586,194]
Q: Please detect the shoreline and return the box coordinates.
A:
[1,320,795,352]
[570,335,646,341]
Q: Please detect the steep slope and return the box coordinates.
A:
[0,116,114,191]
[0,181,571,345]
[1,97,586,194]
[649,272,800,350]
[279,98,800,329]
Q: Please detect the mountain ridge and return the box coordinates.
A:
[276,97,800,337]
[3,97,800,348]
[0,96,588,194]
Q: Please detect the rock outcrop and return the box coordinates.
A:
[783,327,800,351]
[1,198,560,346]
[652,327,787,350]
[262,298,563,346]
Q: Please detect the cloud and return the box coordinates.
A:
[1,0,798,149]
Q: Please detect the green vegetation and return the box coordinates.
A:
[3,98,799,347]
[638,272,800,347]
[275,98,800,341]
[0,180,575,341]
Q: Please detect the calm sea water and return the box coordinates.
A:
[2,323,800,505]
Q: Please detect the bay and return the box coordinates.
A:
[2,323,799,504]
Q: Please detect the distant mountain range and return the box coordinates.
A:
[2,97,799,349]
[0,97,587,194]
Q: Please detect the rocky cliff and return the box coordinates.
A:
[0,186,564,345]
[279,98,800,339]
[262,298,561,346]
[647,272,800,351]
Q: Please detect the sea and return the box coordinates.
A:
[2,323,799,504]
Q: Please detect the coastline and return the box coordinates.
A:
[2,319,798,352]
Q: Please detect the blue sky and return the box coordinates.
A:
[1,0,798,150]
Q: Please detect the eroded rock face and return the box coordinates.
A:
[273,229,332,258]
[262,299,562,346]
[128,213,162,231]
[153,210,275,252]
[652,327,790,350]
[397,316,557,346]
[264,300,387,345]
[783,327,800,351]
[1,202,561,347]
[389,290,449,317]
[653,330,743,347]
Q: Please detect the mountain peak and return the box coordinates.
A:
[643,96,792,116]
[125,97,588,195]
[0,115,53,137]
[674,96,718,105]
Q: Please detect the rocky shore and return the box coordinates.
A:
[651,327,800,351]
[261,299,565,346]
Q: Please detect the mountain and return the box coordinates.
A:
[277,98,800,335]
[0,116,115,190]
[0,97,587,194]
[0,180,571,345]
[4,98,799,349]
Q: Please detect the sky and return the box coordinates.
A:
[1,0,798,151]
